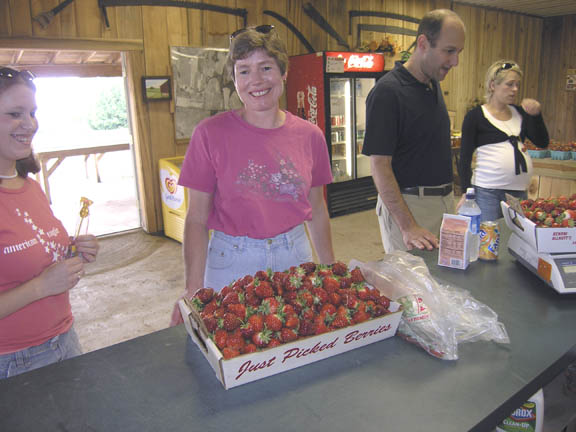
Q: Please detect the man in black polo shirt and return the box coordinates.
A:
[362,9,465,252]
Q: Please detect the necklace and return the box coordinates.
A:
[0,170,18,179]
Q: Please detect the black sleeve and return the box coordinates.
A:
[458,108,479,192]
[362,81,400,156]
[517,105,549,149]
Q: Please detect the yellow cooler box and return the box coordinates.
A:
[159,157,187,242]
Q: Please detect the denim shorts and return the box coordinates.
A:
[204,224,313,291]
[0,327,82,379]
[474,186,527,222]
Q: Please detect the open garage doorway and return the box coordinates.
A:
[0,49,140,236]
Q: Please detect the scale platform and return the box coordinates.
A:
[508,233,576,294]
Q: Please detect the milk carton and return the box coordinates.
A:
[438,213,471,270]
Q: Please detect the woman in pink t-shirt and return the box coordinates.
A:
[171,26,335,325]
[0,68,99,378]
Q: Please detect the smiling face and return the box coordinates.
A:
[233,49,286,116]
[0,84,38,173]
[420,17,465,82]
[491,70,521,105]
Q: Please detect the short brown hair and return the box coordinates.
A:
[0,68,40,181]
[226,27,289,80]
[418,9,463,47]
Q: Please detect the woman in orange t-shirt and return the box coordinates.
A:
[0,67,99,379]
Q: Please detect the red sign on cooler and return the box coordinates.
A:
[325,52,385,73]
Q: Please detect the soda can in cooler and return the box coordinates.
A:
[479,221,499,261]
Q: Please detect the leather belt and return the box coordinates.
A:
[400,184,453,197]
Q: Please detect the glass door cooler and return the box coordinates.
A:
[287,52,386,217]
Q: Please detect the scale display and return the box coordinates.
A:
[556,258,576,287]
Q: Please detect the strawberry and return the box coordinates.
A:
[312,287,328,306]
[284,313,300,329]
[222,291,240,307]
[299,262,317,275]
[350,268,365,283]
[331,261,348,276]
[298,290,315,308]
[213,329,228,349]
[265,313,284,332]
[252,329,272,347]
[272,272,288,294]
[244,291,261,307]
[323,276,340,292]
[242,343,258,354]
[286,275,303,291]
[314,315,330,335]
[220,285,234,298]
[213,307,226,319]
[202,299,219,316]
[255,280,274,298]
[561,219,575,227]
[247,314,264,333]
[373,304,389,317]
[298,319,317,336]
[316,266,333,278]
[339,277,352,289]
[344,293,359,310]
[280,328,298,343]
[203,316,218,332]
[194,287,214,304]
[331,314,350,329]
[282,304,296,315]
[354,284,371,301]
[227,303,247,320]
[259,297,281,315]
[222,347,240,359]
[222,313,241,331]
[255,270,271,282]
[226,332,245,351]
[300,307,315,322]
[328,291,342,306]
[268,338,282,348]
[377,295,391,309]
[320,303,336,315]
[353,308,370,324]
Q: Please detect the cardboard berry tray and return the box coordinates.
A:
[179,298,402,389]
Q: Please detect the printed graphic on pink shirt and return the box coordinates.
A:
[2,207,68,263]
[236,152,305,202]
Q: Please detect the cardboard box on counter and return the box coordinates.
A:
[501,201,576,253]
[179,299,402,389]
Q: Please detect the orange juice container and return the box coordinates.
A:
[479,221,499,261]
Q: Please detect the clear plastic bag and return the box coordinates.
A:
[350,251,509,360]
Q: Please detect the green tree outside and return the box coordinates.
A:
[88,85,128,130]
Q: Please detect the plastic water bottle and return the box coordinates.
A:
[458,187,481,262]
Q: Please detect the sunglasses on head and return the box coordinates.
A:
[0,67,35,81]
[497,63,516,74]
[230,24,275,40]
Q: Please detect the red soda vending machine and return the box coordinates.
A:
[286,51,386,217]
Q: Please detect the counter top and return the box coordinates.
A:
[1,229,575,432]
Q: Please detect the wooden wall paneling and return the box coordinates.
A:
[30,0,61,38]
[115,6,144,40]
[202,0,235,49]
[1,2,12,36]
[74,0,103,39]
[166,8,190,47]
[58,0,77,38]
[283,0,310,55]
[186,9,203,47]
[10,0,33,37]
[124,49,156,232]
[101,5,119,40]
[305,0,328,52]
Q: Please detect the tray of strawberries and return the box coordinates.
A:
[179,262,402,389]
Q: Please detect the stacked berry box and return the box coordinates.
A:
[179,262,402,389]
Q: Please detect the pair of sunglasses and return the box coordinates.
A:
[230,24,274,40]
[0,67,35,81]
[497,62,516,74]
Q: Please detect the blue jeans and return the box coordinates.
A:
[0,327,82,379]
[474,186,527,222]
[204,224,313,291]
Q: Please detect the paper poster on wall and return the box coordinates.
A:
[170,47,243,140]
[567,69,576,91]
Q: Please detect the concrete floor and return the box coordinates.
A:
[72,209,575,431]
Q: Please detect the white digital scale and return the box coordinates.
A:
[507,233,576,294]
[502,200,576,294]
